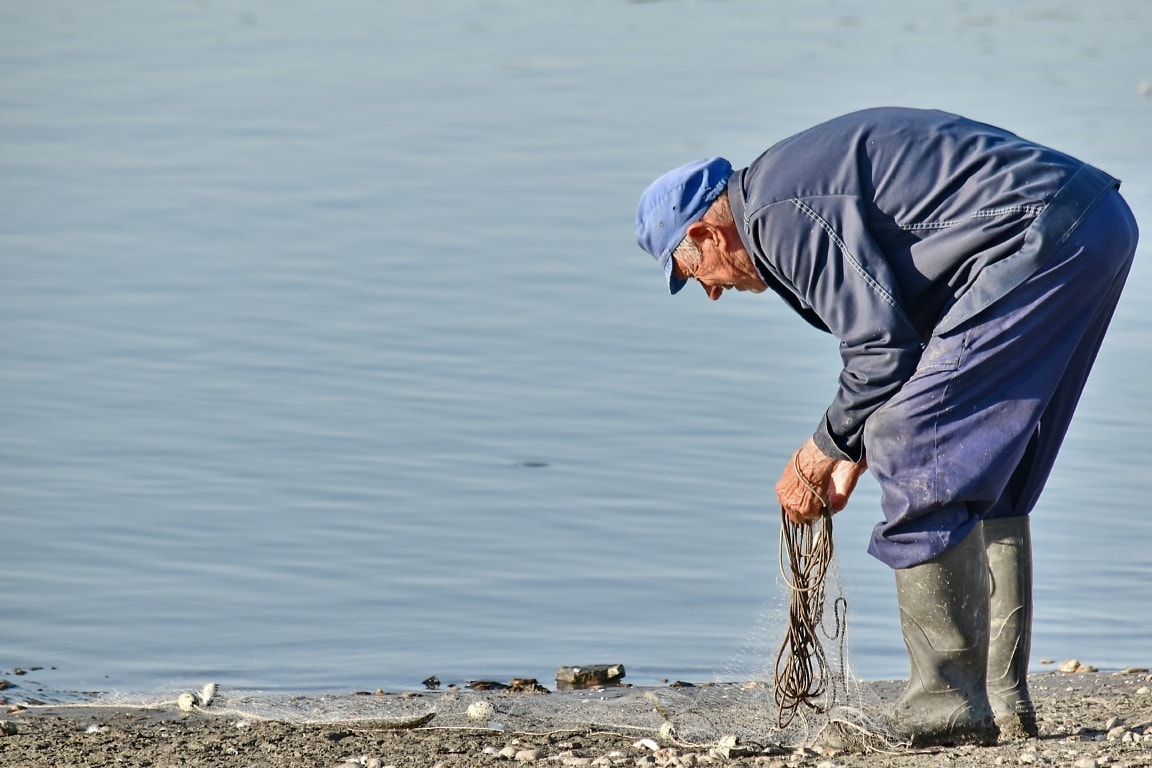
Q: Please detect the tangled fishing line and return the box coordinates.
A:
[772,461,848,729]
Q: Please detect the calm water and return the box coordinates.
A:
[2,0,1150,699]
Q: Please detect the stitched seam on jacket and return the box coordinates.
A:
[874,204,1046,232]
[789,198,901,310]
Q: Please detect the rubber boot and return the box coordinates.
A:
[891,528,999,747]
[983,516,1038,738]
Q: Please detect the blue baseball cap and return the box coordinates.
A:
[635,157,733,294]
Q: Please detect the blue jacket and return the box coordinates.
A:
[728,107,1119,462]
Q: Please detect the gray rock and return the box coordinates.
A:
[555,664,626,690]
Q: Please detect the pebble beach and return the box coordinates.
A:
[3,667,1150,768]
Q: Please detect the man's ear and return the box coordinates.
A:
[684,219,716,248]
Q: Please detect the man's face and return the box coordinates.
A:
[672,244,767,301]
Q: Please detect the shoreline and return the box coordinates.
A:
[4,668,1151,767]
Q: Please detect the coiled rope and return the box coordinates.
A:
[773,458,847,729]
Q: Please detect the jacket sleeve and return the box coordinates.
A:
[747,196,924,462]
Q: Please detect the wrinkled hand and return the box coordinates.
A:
[775,437,868,525]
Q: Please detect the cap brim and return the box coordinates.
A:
[662,252,687,294]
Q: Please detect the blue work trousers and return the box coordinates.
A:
[864,189,1139,569]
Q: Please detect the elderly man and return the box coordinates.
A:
[635,107,1138,747]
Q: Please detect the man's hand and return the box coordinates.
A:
[775,437,868,524]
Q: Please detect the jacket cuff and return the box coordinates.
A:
[812,417,863,463]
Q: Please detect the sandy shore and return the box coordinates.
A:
[3,669,1151,768]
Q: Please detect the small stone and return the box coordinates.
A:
[1059,659,1082,674]
[500,745,519,759]
[1107,726,1128,740]
[1018,753,1037,764]
[1104,717,1123,730]
[514,748,541,762]
[197,682,218,707]
[633,738,659,751]
[712,743,758,760]
[1073,759,1097,768]
[562,758,592,767]
[0,721,17,737]
[1136,686,1151,696]
[467,700,496,721]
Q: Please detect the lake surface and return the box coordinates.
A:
[2,0,1150,699]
